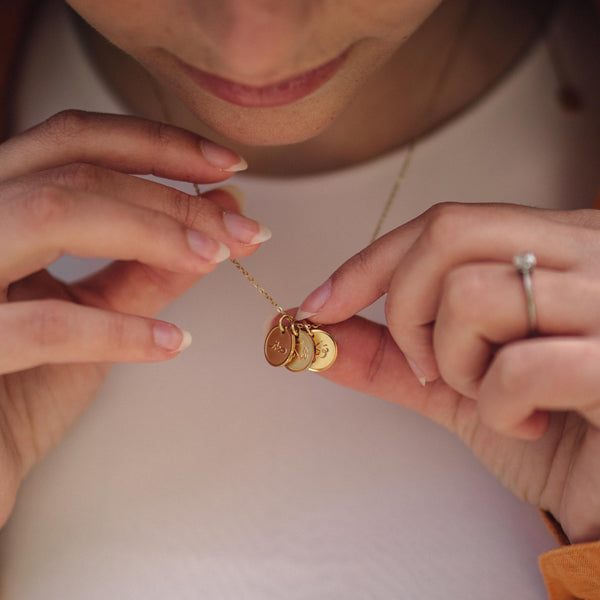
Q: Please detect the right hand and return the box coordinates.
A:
[0,110,268,526]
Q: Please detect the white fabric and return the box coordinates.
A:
[1,2,599,599]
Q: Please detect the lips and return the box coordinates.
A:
[177,51,348,108]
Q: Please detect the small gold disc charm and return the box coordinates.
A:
[264,326,295,367]
[308,329,337,372]
[285,329,316,373]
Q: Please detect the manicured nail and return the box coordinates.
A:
[187,230,231,262]
[296,279,332,320]
[406,358,427,387]
[216,184,247,214]
[223,212,272,244]
[200,139,248,172]
[153,322,192,352]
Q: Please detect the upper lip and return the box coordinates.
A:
[199,57,340,91]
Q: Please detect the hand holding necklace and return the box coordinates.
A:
[298,200,600,545]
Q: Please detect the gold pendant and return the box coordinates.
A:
[264,316,296,367]
[307,329,337,372]
[285,329,316,373]
[263,313,337,373]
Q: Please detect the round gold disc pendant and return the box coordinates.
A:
[308,329,338,372]
[264,326,295,367]
[285,330,316,373]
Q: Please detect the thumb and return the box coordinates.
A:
[320,316,466,433]
[319,316,425,409]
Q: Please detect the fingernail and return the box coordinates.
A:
[154,322,193,352]
[297,279,331,320]
[200,139,248,172]
[187,230,231,262]
[223,212,272,244]
[406,358,427,387]
[216,184,246,214]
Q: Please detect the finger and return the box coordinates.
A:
[317,316,425,402]
[5,185,260,317]
[296,215,426,320]
[66,186,260,316]
[384,204,583,381]
[315,316,468,432]
[7,265,196,319]
[0,299,192,375]
[0,111,246,182]
[478,337,600,439]
[2,166,267,257]
[434,265,600,398]
[7,269,72,303]
[64,185,257,316]
[297,204,588,384]
[297,203,584,321]
[0,185,239,287]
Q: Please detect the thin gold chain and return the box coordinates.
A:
[369,141,416,244]
[182,1,478,315]
[230,259,284,313]
[192,183,284,312]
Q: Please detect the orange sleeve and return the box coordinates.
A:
[539,512,600,600]
[540,543,600,600]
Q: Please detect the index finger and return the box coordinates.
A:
[0,111,247,182]
[296,214,425,321]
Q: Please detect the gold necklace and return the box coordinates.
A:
[155,0,479,373]
[193,142,415,374]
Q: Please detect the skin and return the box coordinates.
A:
[297,203,600,544]
[1,0,598,550]
[69,0,444,148]
[73,0,547,173]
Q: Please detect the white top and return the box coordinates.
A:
[1,2,599,599]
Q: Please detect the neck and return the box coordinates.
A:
[77,0,552,176]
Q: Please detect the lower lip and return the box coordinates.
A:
[178,52,348,108]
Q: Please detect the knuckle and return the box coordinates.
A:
[53,162,104,192]
[352,247,373,277]
[40,110,91,144]
[170,190,199,229]
[421,202,465,248]
[23,185,73,231]
[146,120,176,151]
[345,246,382,293]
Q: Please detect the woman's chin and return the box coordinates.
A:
[198,110,337,147]
[179,91,345,148]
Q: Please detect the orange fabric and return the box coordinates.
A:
[539,541,600,600]
[539,511,600,599]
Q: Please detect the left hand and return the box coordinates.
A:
[297,202,600,544]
